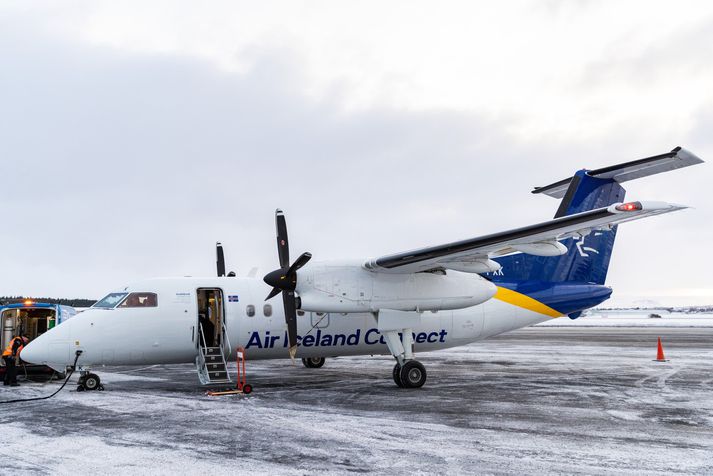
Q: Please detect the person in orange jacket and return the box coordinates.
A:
[2,335,29,386]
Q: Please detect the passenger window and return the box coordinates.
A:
[263,304,272,317]
[246,305,255,317]
[118,292,158,308]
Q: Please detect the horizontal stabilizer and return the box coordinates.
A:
[533,146,704,199]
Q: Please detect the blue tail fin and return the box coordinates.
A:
[492,172,624,285]
[490,146,702,285]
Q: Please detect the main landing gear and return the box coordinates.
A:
[77,372,104,392]
[301,357,326,368]
[381,325,427,389]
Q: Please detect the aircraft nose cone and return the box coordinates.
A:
[20,319,73,370]
[20,337,47,364]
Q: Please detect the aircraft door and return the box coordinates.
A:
[196,288,225,349]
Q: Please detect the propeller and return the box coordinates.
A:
[216,242,226,277]
[263,209,312,359]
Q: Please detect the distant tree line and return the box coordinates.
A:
[0,296,97,307]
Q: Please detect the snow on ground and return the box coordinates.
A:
[1,327,712,475]
[537,312,713,327]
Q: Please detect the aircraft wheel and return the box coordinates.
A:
[82,373,101,391]
[302,357,325,368]
[392,363,404,388]
[399,361,427,389]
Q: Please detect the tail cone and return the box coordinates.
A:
[654,337,668,362]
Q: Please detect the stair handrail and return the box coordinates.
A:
[196,325,209,383]
[195,353,209,384]
[198,322,209,350]
[221,321,232,360]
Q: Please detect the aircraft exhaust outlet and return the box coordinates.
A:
[511,241,568,257]
[444,259,502,274]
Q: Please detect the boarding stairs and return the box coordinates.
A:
[196,325,232,385]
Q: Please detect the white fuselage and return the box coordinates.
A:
[21,275,554,371]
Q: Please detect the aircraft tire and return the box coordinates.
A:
[399,361,427,389]
[392,363,404,388]
[302,357,325,368]
[83,373,101,391]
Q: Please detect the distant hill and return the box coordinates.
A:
[598,305,713,314]
[0,296,97,308]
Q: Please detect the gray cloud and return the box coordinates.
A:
[0,15,710,305]
[571,13,713,95]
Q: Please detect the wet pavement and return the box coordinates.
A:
[1,327,712,475]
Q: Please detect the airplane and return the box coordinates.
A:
[20,147,703,390]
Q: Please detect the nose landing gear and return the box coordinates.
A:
[301,357,326,368]
[77,372,104,392]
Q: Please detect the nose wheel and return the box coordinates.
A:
[77,372,104,392]
[301,357,326,368]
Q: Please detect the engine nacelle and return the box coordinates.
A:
[296,261,497,313]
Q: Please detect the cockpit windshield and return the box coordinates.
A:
[118,292,158,308]
[93,292,128,309]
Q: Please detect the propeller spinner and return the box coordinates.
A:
[264,209,312,359]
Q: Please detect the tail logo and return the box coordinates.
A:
[575,233,601,258]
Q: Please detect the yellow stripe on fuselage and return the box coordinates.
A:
[493,286,563,318]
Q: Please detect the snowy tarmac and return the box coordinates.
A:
[1,327,712,475]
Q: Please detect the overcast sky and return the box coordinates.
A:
[1,1,712,305]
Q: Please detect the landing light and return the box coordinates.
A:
[615,202,642,212]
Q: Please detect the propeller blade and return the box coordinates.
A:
[265,286,282,301]
[216,242,226,277]
[275,209,290,268]
[286,252,312,276]
[266,209,309,359]
[282,290,298,360]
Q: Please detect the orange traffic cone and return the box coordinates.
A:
[653,337,668,362]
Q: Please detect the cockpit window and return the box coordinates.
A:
[118,292,158,308]
[93,293,128,308]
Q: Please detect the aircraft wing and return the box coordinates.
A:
[364,201,686,274]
